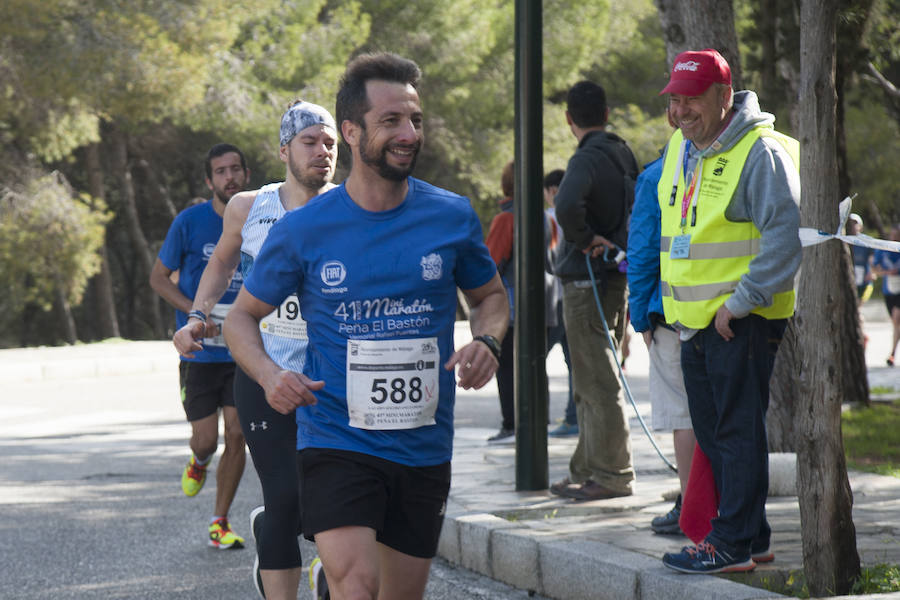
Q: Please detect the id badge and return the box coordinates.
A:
[670,235,691,259]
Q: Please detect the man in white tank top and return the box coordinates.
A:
[173,100,338,600]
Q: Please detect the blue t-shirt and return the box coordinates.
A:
[244,178,496,466]
[874,249,900,296]
[851,245,873,288]
[158,200,241,363]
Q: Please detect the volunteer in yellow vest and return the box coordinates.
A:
[655,49,801,575]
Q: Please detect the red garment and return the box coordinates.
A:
[485,199,514,266]
[678,443,719,544]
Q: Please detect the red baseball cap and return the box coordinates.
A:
[659,49,732,96]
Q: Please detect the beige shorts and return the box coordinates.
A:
[648,325,692,432]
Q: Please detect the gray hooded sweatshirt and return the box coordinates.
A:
[672,90,801,332]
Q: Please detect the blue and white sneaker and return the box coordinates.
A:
[662,539,756,574]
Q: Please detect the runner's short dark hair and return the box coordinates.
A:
[336,53,421,144]
[204,143,247,180]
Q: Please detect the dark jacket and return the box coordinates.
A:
[553,130,639,281]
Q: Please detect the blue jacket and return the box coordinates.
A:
[626,156,664,333]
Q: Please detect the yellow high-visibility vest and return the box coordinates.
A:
[657,127,799,329]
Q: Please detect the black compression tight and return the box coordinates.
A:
[234,366,302,570]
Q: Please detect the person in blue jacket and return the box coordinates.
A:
[626,147,696,535]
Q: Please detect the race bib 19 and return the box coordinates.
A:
[345,337,439,430]
[260,294,307,340]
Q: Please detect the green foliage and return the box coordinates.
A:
[0,172,110,314]
[183,1,370,179]
[842,401,900,477]
[27,102,101,163]
[852,564,900,594]
[844,86,900,224]
[759,564,900,598]
[866,0,900,66]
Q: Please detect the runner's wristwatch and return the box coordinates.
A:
[473,335,502,361]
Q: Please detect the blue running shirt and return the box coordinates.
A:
[240,182,308,372]
[875,249,900,296]
[158,200,241,363]
[244,178,496,466]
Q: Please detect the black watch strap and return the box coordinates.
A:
[473,335,501,361]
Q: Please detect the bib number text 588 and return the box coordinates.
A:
[370,377,423,404]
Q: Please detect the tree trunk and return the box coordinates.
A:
[53,274,77,345]
[109,125,166,339]
[136,157,177,222]
[757,0,779,106]
[796,0,861,594]
[84,142,121,340]
[654,0,742,88]
[653,0,687,67]
[767,320,798,451]
[769,2,872,450]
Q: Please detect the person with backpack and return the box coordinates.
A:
[549,81,640,501]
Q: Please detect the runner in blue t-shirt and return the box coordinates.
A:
[150,143,249,550]
[224,53,509,600]
[172,101,339,600]
[873,224,900,366]
[847,214,875,301]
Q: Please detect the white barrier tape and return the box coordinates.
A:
[799,196,900,251]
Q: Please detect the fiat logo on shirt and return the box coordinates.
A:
[321,260,347,286]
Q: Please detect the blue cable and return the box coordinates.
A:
[586,251,678,474]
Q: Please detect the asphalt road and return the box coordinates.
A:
[0,359,567,599]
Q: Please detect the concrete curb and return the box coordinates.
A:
[437,512,785,599]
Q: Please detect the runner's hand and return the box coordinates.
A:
[173,319,206,358]
[445,340,498,390]
[261,370,324,415]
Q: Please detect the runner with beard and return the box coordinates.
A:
[150,143,250,549]
[172,102,338,599]
[224,53,509,600]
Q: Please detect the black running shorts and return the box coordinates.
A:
[885,293,900,317]
[298,448,451,559]
[179,361,236,421]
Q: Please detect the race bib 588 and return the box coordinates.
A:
[345,337,439,430]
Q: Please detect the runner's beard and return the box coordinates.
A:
[359,128,420,181]
[289,157,331,192]
[213,185,240,204]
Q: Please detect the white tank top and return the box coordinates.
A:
[240,182,307,372]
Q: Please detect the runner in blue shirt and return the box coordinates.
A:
[225,53,508,600]
[149,143,249,549]
[873,224,900,366]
